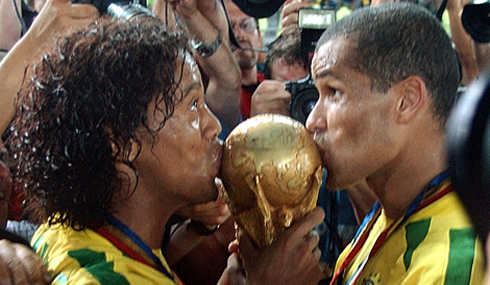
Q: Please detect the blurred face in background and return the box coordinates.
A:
[225,0,263,71]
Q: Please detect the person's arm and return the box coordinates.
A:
[159,0,241,130]
[0,0,23,53]
[446,0,479,86]
[152,0,178,28]
[0,0,98,135]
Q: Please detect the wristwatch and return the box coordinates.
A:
[192,30,222,58]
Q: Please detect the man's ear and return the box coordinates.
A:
[111,136,141,164]
[394,75,427,124]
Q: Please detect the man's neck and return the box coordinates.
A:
[112,193,173,249]
[367,139,447,220]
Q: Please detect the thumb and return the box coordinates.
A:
[288,207,325,241]
[237,228,259,264]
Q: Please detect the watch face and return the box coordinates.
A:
[198,46,214,57]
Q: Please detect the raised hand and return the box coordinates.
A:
[250,80,292,117]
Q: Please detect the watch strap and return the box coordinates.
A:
[192,30,223,58]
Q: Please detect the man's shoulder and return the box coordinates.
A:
[32,224,179,285]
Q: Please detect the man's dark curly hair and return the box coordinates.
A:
[7,15,189,230]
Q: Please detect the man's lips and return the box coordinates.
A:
[213,141,224,177]
[312,134,328,165]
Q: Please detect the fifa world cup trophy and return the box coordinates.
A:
[221,114,324,248]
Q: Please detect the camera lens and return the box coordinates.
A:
[303,101,316,115]
[290,87,319,125]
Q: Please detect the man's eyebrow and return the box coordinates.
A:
[185,81,201,95]
[314,70,338,81]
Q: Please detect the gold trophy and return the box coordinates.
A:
[220,114,324,248]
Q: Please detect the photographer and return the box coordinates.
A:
[224,0,267,120]
[250,26,309,118]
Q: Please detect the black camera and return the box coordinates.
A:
[462,1,490,43]
[285,74,319,125]
[298,7,336,63]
